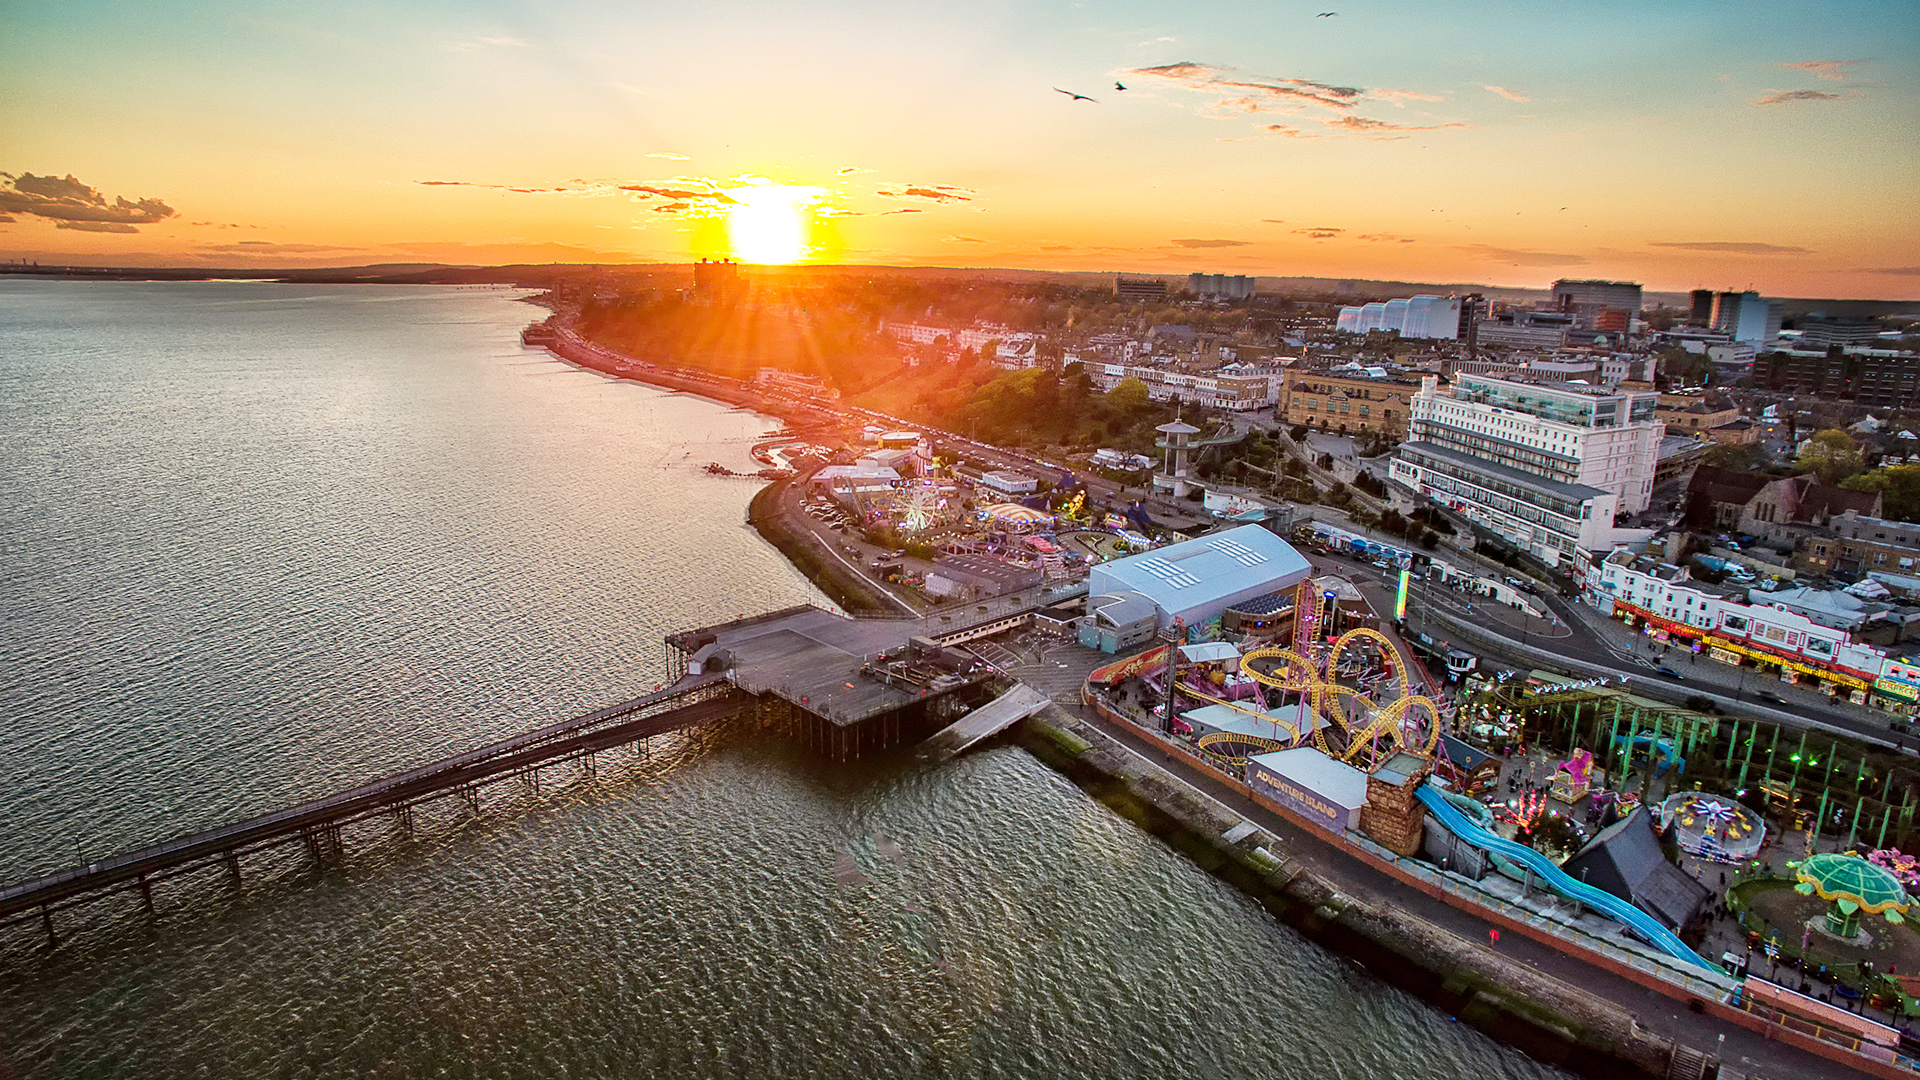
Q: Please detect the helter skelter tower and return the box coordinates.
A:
[1153,418,1199,498]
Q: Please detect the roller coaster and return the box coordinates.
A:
[1174,626,1442,773]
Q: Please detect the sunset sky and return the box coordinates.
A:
[3,0,1916,297]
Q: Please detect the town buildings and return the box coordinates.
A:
[1083,362,1276,411]
[1589,550,1916,709]
[1683,465,1881,542]
[1390,374,1664,567]
[1187,273,1256,301]
[1707,291,1784,347]
[1550,279,1642,333]
[1280,368,1424,439]
[1081,525,1312,650]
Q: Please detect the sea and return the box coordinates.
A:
[0,279,1566,1078]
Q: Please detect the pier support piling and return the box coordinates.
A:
[226,850,242,889]
[138,874,154,917]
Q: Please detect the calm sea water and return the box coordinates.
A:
[0,280,1564,1079]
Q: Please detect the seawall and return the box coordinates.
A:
[745,479,903,617]
[1013,704,1698,1080]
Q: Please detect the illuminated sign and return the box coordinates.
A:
[1395,568,1410,620]
[1875,676,1920,703]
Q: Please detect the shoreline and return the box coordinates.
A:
[529,315,1877,1078]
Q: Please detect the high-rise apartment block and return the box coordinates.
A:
[1550,279,1642,332]
[1334,295,1462,339]
[1187,273,1256,301]
[1708,291,1783,346]
[1390,374,1664,567]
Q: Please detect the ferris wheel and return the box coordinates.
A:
[886,481,946,533]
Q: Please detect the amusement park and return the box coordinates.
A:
[1074,528,1920,1071]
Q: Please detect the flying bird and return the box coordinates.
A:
[1114,81,1128,91]
[1317,11,1338,16]
[1054,87,1097,102]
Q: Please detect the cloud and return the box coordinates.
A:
[452,35,531,52]
[1648,241,1813,255]
[1752,89,1846,106]
[1781,60,1863,81]
[878,208,924,215]
[1294,227,1343,239]
[1483,85,1529,103]
[1171,238,1250,248]
[1357,233,1415,243]
[1040,244,1072,251]
[876,185,972,202]
[56,221,139,233]
[1261,218,1286,224]
[0,172,177,231]
[945,235,985,243]
[1460,244,1587,267]
[645,152,690,160]
[1125,62,1462,137]
[196,241,360,255]
[1863,267,1920,276]
[1320,115,1473,138]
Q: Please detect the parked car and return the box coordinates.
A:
[1655,666,1686,681]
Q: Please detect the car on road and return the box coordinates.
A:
[1754,690,1787,705]
[1654,665,1685,681]
[1372,559,1389,570]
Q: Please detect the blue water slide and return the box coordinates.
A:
[1413,784,1721,973]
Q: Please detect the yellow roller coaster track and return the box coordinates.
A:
[1231,629,1440,770]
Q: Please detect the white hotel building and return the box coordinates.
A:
[1390,375,1663,566]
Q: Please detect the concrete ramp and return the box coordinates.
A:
[920,684,1051,760]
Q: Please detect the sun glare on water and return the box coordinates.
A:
[724,184,822,264]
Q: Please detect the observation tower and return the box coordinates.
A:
[1154,418,1200,498]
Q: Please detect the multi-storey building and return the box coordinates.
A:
[1655,390,1739,434]
[1085,362,1273,411]
[1114,277,1169,301]
[1474,309,1576,351]
[1334,295,1462,340]
[1799,317,1885,349]
[1279,370,1423,438]
[1390,374,1663,566]
[1187,273,1256,301]
[884,322,1010,351]
[1709,291,1783,347]
[1550,279,1642,332]
[1801,511,1920,579]
[1590,550,1897,705]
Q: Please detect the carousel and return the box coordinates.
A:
[1658,790,1766,862]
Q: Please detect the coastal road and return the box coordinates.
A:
[1313,548,1909,750]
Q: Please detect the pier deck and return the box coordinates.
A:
[921,685,1052,759]
[0,677,743,936]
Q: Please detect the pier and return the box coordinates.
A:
[3,597,1064,946]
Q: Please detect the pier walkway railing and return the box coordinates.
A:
[0,676,743,939]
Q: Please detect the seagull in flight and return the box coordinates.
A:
[1317,11,1338,16]
[1114,81,1128,91]
[1055,87,1097,102]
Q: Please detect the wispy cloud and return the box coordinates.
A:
[1358,233,1415,243]
[1781,60,1864,81]
[1482,85,1529,103]
[645,152,690,161]
[452,35,531,52]
[1752,89,1848,106]
[1321,115,1472,138]
[1294,227,1343,239]
[876,184,972,202]
[945,235,985,243]
[1460,243,1587,267]
[197,241,359,256]
[0,172,176,232]
[1648,240,1812,255]
[1171,238,1249,248]
[1863,266,1920,276]
[1125,61,1464,140]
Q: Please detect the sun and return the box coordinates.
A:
[723,183,823,264]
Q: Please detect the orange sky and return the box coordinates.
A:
[3,1,1916,298]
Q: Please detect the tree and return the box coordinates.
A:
[1797,429,1865,485]
[1105,377,1152,415]
[1844,464,1920,522]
